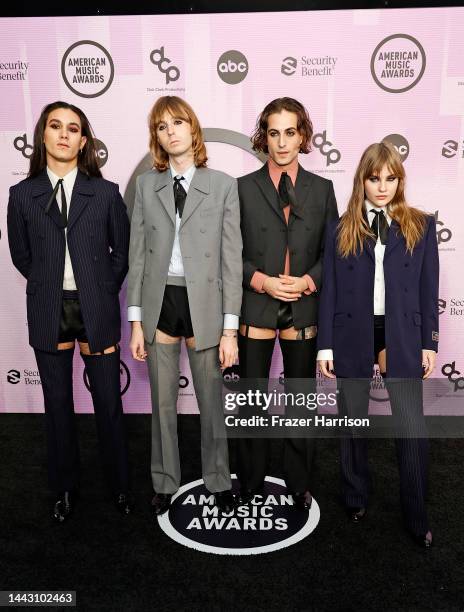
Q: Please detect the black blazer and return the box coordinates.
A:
[7,169,130,353]
[238,163,338,329]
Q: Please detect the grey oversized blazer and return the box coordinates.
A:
[128,166,243,351]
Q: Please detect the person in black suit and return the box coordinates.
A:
[7,101,131,522]
[317,142,439,547]
[237,98,338,508]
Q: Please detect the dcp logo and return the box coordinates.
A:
[217,50,248,85]
[150,47,180,84]
[281,57,297,76]
[434,211,452,245]
[442,362,464,392]
[7,369,21,384]
[84,360,130,395]
[14,134,33,159]
[94,138,108,168]
[382,133,410,161]
[312,131,341,166]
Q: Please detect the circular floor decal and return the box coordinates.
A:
[157,476,320,555]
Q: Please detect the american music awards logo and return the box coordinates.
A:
[157,476,320,555]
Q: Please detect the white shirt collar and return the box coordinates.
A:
[365,199,392,225]
[47,166,78,192]
[169,163,195,185]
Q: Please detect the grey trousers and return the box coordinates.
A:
[146,339,231,494]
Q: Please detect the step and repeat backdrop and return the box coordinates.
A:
[0,7,463,413]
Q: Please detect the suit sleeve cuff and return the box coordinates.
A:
[303,274,317,295]
[223,314,239,330]
[128,306,143,321]
[250,271,269,293]
[317,349,334,361]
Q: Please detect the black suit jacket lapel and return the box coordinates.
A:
[288,165,314,226]
[32,170,65,229]
[253,164,286,225]
[67,171,94,233]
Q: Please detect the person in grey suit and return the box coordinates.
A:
[128,96,242,515]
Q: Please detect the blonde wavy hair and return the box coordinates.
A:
[148,96,207,171]
[337,141,427,257]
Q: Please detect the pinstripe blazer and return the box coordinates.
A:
[7,169,130,353]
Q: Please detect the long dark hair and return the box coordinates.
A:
[28,101,102,178]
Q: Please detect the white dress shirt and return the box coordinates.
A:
[128,165,238,330]
[47,166,78,291]
[317,201,391,362]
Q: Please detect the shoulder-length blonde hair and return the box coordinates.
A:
[148,96,208,171]
[337,141,427,257]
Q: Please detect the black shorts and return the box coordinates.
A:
[157,285,194,338]
[58,290,88,343]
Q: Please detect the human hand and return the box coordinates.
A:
[422,349,436,379]
[263,276,302,301]
[219,335,238,370]
[130,323,147,361]
[318,359,336,379]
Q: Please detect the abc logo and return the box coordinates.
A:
[382,134,410,161]
[222,364,240,390]
[94,138,108,168]
[217,50,248,85]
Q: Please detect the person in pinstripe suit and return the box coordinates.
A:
[7,101,132,522]
[317,142,439,548]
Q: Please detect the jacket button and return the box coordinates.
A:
[93,256,98,261]
[348,265,354,270]
[258,250,264,256]
[208,277,213,282]
[149,248,153,253]
[205,252,211,258]
[152,225,156,230]
[347,313,352,318]
[281,228,286,233]
[261,227,267,232]
[404,263,409,267]
[404,288,408,293]
[200,228,206,233]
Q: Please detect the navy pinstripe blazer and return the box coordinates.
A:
[7,169,130,353]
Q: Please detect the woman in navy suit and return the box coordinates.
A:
[317,142,439,547]
[7,101,131,521]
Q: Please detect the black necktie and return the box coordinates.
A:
[44,178,67,227]
[278,172,303,218]
[370,209,388,245]
[173,176,187,218]
[58,179,68,227]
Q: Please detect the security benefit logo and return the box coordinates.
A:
[442,140,464,159]
[281,55,337,77]
[158,476,320,555]
[371,34,426,93]
[61,41,114,98]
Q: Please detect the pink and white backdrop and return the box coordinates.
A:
[1,7,463,414]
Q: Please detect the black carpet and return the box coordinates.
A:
[0,414,463,612]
